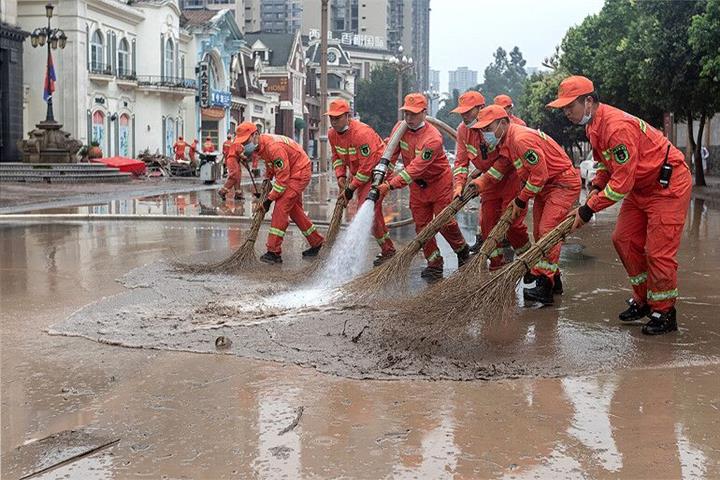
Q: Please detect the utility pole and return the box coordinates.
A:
[389,46,413,121]
[319,0,329,173]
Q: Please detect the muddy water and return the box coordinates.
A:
[2,197,720,478]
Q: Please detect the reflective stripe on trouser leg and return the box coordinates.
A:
[612,195,649,304]
[358,181,395,254]
[223,156,241,192]
[289,201,324,247]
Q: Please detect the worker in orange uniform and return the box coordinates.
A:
[173,136,187,161]
[232,122,324,264]
[218,133,244,201]
[326,99,396,265]
[203,135,216,153]
[494,94,527,126]
[188,139,199,165]
[376,93,470,281]
[451,91,530,268]
[470,105,581,305]
[549,75,692,335]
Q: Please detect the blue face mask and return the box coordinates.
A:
[243,142,257,157]
[483,131,499,149]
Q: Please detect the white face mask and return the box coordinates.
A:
[337,124,349,133]
[578,100,592,125]
[408,121,425,131]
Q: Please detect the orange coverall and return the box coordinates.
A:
[479,124,581,284]
[388,122,467,268]
[454,122,529,268]
[256,134,324,254]
[173,140,187,161]
[585,104,691,312]
[330,119,395,255]
[188,140,199,162]
[221,137,244,195]
[203,140,216,152]
[509,114,527,127]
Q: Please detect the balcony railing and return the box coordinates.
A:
[117,69,137,81]
[136,76,197,90]
[89,62,113,76]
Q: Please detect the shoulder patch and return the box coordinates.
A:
[524,149,539,165]
[422,147,433,161]
[360,144,371,157]
[612,144,629,164]
[273,158,284,169]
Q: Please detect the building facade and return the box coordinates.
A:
[18,0,196,158]
[259,0,302,34]
[448,66,477,94]
[1,1,29,162]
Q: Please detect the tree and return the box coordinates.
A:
[516,70,588,162]
[432,89,463,149]
[480,47,528,102]
[354,64,411,138]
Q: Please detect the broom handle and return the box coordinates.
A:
[476,204,514,258]
[245,181,273,243]
[411,187,478,248]
[324,196,347,246]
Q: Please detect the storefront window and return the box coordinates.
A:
[119,114,130,157]
[92,111,105,150]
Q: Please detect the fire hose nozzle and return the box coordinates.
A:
[367,187,380,202]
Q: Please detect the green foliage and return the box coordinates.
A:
[516,70,587,161]
[689,0,720,82]
[480,47,528,102]
[355,64,411,137]
[433,89,463,149]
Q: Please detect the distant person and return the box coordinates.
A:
[172,136,187,161]
[326,99,396,265]
[494,94,527,126]
[188,139,199,165]
[222,134,233,160]
[203,136,216,153]
[218,133,244,201]
[549,75,692,335]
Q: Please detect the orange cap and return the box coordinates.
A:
[235,121,258,143]
[547,75,595,108]
[399,93,428,113]
[470,105,509,129]
[494,94,513,108]
[324,99,351,116]
[451,91,486,114]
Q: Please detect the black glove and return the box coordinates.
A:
[514,197,527,209]
[344,187,354,201]
[253,191,261,199]
[262,199,272,212]
[578,204,594,223]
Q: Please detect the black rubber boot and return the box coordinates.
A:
[523,272,539,284]
[259,251,282,264]
[619,298,651,322]
[420,265,443,282]
[373,250,396,267]
[217,189,227,201]
[469,234,484,254]
[301,245,322,258]
[456,244,471,268]
[642,308,678,335]
[234,191,244,201]
[553,272,563,294]
[523,275,554,305]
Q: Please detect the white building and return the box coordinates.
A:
[18,0,196,158]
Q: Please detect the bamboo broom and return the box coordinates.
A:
[404,203,515,319]
[435,215,575,332]
[343,186,479,299]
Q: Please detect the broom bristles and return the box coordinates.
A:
[343,188,478,299]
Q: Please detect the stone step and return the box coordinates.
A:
[0,172,132,183]
[0,163,122,172]
[0,168,123,176]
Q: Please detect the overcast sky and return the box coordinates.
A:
[430,0,605,92]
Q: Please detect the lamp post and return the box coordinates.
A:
[29,3,67,124]
[388,46,413,121]
[423,86,440,116]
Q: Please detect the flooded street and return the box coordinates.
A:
[1,184,719,478]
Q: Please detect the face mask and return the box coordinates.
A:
[408,121,425,131]
[482,131,499,148]
[578,100,592,125]
[336,124,349,133]
[243,142,257,157]
[464,118,477,128]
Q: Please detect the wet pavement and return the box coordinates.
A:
[1,184,720,478]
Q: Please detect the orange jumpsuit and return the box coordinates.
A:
[203,140,216,152]
[173,140,187,161]
[482,124,581,284]
[585,104,691,312]
[255,134,324,254]
[454,122,529,268]
[509,114,527,127]
[388,122,467,268]
[189,140,199,162]
[221,137,244,195]
[330,119,395,256]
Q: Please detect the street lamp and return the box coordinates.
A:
[388,46,413,121]
[29,3,67,124]
[423,86,440,116]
